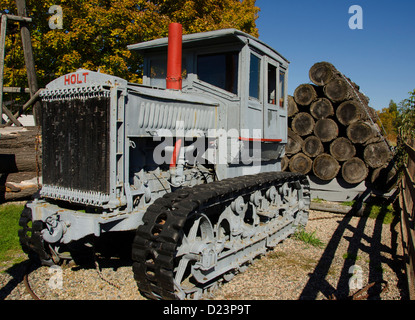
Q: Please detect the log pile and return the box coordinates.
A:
[284,62,395,189]
[0,127,41,202]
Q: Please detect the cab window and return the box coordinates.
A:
[267,63,277,105]
[197,52,239,94]
[279,69,286,107]
[150,57,187,88]
[249,53,261,100]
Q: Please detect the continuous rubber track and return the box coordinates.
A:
[131,171,310,300]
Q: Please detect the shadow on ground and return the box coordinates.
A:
[299,194,408,300]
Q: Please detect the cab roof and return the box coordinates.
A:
[127,28,289,64]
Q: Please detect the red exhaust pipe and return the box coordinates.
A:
[170,138,182,169]
[166,23,183,90]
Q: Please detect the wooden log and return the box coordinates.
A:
[289,153,312,175]
[293,84,317,106]
[2,104,23,126]
[287,95,299,117]
[363,141,393,169]
[362,123,385,146]
[0,152,39,173]
[314,118,338,143]
[341,158,368,184]
[310,98,334,119]
[302,136,323,158]
[0,127,41,173]
[313,153,341,181]
[346,121,375,144]
[286,129,304,156]
[5,171,38,183]
[292,112,315,137]
[371,162,398,192]
[281,155,289,171]
[336,100,365,126]
[0,172,40,202]
[310,61,373,117]
[309,62,338,86]
[330,137,356,162]
[363,134,383,146]
[324,78,353,103]
[310,201,352,214]
[5,89,42,126]
[0,126,39,147]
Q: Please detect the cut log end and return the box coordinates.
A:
[289,153,313,175]
[314,118,338,143]
[309,62,337,86]
[281,155,289,172]
[336,100,365,126]
[293,84,317,106]
[371,163,398,192]
[347,121,375,144]
[303,136,324,158]
[313,154,340,181]
[287,95,299,117]
[310,98,334,119]
[363,142,393,169]
[324,78,351,103]
[286,129,304,156]
[292,112,315,137]
[330,137,356,162]
[341,158,368,184]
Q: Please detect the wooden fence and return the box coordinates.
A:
[399,139,415,299]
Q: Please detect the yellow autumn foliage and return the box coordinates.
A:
[1,0,260,89]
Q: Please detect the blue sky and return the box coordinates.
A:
[256,0,415,110]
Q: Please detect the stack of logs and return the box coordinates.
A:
[0,127,41,202]
[283,62,395,190]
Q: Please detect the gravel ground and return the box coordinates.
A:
[0,209,409,301]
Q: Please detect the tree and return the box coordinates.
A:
[0,0,260,94]
[377,100,399,145]
[398,89,415,141]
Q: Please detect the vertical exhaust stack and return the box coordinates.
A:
[166,23,183,90]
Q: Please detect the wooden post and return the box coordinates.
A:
[16,0,41,126]
[399,140,415,299]
[5,89,42,126]
[0,14,7,125]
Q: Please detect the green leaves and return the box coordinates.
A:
[398,90,415,141]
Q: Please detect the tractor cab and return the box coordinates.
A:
[128,28,290,143]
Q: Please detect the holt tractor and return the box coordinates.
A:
[18,23,310,300]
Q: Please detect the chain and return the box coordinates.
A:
[92,246,121,290]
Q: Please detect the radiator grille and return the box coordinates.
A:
[41,96,111,197]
